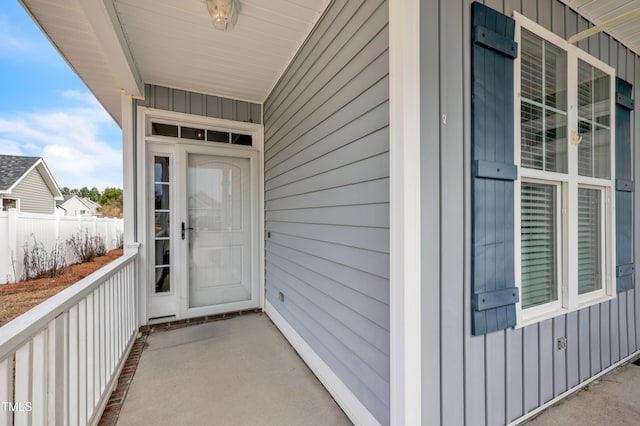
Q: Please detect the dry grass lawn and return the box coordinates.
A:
[0,249,123,327]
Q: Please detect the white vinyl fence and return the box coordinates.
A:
[0,209,124,284]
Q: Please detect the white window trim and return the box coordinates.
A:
[389,0,422,423]
[1,197,19,211]
[513,13,617,327]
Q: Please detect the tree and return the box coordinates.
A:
[61,186,120,204]
[98,187,123,218]
[77,187,101,202]
[99,187,123,205]
[99,195,123,218]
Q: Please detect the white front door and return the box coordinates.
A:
[184,150,257,311]
[146,130,261,321]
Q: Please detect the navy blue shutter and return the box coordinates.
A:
[615,78,635,293]
[471,2,519,335]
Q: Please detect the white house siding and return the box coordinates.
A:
[421,1,640,425]
[10,168,55,214]
[263,0,390,424]
[60,197,95,216]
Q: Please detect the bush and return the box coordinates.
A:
[21,235,66,281]
[67,230,106,263]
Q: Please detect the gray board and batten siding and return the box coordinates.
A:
[421,1,640,425]
[263,0,390,424]
[135,84,262,124]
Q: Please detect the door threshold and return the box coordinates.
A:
[148,315,176,325]
[140,308,263,334]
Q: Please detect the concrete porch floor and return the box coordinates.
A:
[116,313,351,426]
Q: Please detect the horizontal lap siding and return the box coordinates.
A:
[425,0,640,424]
[135,84,261,124]
[264,0,390,424]
[11,169,55,214]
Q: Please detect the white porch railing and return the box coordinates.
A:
[0,244,139,426]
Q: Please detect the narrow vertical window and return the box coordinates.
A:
[154,156,171,293]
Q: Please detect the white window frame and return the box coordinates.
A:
[514,13,616,327]
[1,197,19,211]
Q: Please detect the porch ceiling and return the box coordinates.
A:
[560,0,640,57]
[19,0,330,125]
[21,0,640,128]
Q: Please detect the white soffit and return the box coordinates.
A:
[20,0,330,126]
[560,0,640,58]
[113,0,331,104]
[19,0,133,125]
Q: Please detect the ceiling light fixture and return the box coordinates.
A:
[206,0,239,32]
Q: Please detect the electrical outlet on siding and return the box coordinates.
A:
[557,337,568,351]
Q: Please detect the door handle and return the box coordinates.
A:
[181,222,193,240]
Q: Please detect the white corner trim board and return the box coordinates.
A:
[264,301,380,426]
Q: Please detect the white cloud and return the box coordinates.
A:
[0,91,122,190]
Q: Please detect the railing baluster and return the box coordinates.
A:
[63,312,69,425]
[78,299,87,424]
[68,306,79,426]
[129,262,135,331]
[48,315,65,425]
[99,283,106,394]
[31,329,47,425]
[124,263,130,337]
[0,356,13,426]
[112,277,117,374]
[14,341,32,426]
[117,273,123,357]
[108,278,113,377]
[94,288,101,408]
[86,291,95,416]
[105,278,112,382]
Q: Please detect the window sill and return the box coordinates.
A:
[516,293,616,328]
[578,291,615,310]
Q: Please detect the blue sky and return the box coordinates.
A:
[0,2,122,190]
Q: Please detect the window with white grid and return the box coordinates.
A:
[515,15,616,324]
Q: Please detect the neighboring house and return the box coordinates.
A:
[0,154,62,214]
[13,0,640,425]
[57,194,101,216]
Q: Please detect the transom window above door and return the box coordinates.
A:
[515,14,616,325]
[149,121,253,146]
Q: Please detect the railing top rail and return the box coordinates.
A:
[0,248,138,360]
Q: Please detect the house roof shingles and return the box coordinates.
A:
[0,155,40,191]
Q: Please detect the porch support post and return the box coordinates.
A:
[389,0,422,424]
[120,92,143,326]
[121,92,135,248]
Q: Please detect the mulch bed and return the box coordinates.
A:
[0,249,123,327]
